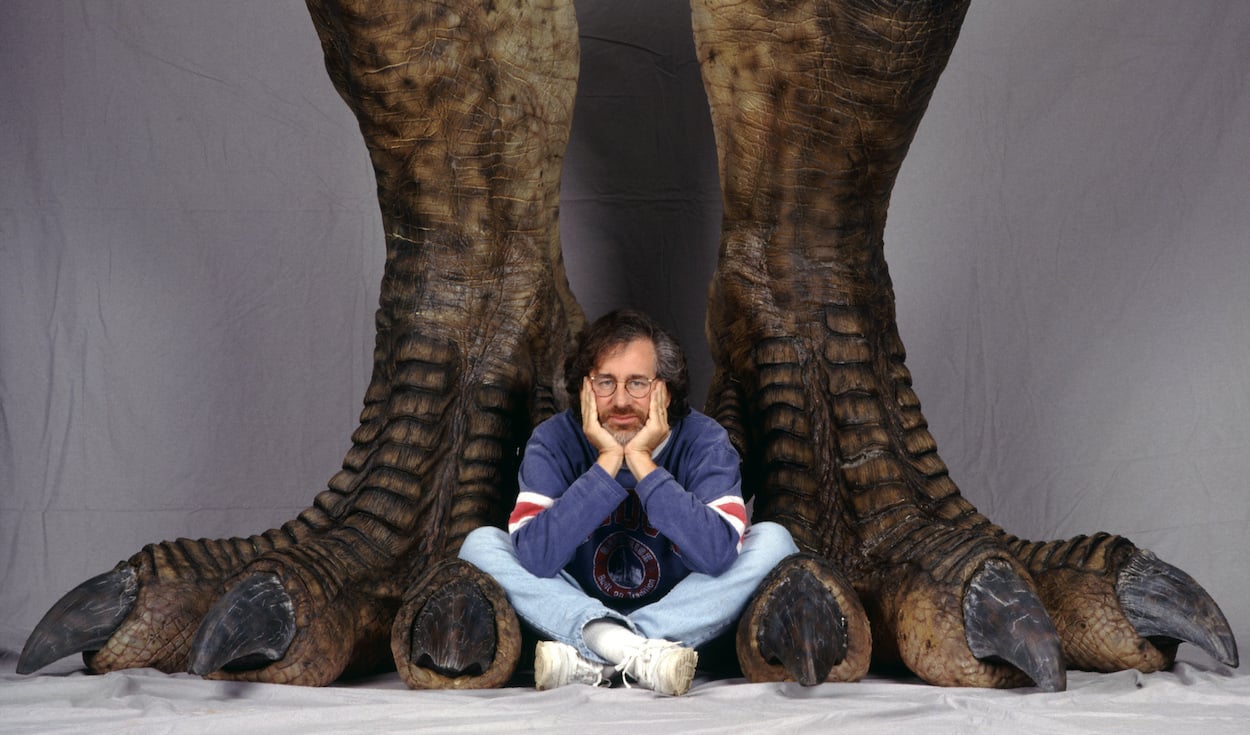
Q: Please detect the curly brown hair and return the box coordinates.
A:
[563,309,691,419]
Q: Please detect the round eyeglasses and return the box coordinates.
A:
[589,375,656,399]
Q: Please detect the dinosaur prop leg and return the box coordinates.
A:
[20,0,582,687]
[695,0,1236,689]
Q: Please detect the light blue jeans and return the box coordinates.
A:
[458,522,799,664]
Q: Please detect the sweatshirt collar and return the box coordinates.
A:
[651,431,672,459]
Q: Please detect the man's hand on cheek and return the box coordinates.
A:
[582,377,623,476]
[624,381,669,479]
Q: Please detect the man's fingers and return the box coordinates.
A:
[580,378,597,425]
[580,377,617,452]
[653,381,668,428]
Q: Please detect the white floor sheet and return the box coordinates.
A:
[3,652,1246,735]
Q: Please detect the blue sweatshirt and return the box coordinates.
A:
[508,409,748,610]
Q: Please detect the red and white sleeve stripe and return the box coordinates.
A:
[707,495,748,551]
[507,491,554,534]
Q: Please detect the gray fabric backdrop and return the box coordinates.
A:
[3,0,1248,672]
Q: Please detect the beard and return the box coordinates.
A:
[601,407,647,446]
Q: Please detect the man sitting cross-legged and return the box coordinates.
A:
[460,309,798,696]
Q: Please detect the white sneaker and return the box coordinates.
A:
[616,640,698,696]
[533,640,611,690]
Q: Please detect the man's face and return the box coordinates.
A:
[591,338,658,445]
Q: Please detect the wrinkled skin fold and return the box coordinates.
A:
[19,0,1238,691]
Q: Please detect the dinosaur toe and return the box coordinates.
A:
[753,563,848,685]
[187,573,296,676]
[736,554,871,685]
[877,545,1064,690]
[963,560,1065,692]
[17,566,139,674]
[1116,550,1238,668]
[392,559,522,689]
[407,575,497,678]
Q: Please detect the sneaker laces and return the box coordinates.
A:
[615,639,690,691]
[580,653,611,689]
[536,641,612,689]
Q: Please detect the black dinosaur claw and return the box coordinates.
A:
[187,573,296,676]
[755,566,848,686]
[409,577,497,678]
[17,566,139,674]
[1116,549,1239,667]
[963,560,1066,692]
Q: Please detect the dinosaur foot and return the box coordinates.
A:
[17,566,139,674]
[736,553,870,685]
[392,559,521,689]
